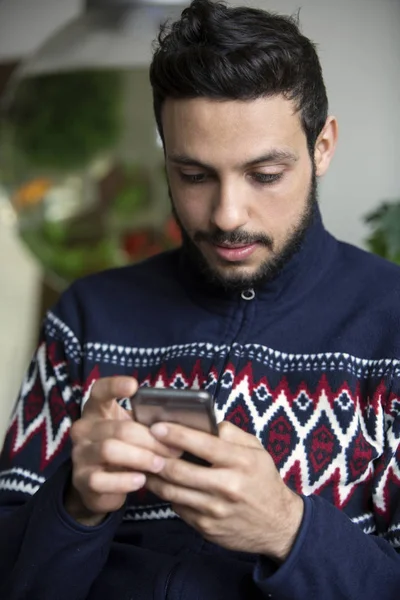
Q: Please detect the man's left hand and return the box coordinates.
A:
[145,421,304,562]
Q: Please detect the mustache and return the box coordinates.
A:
[193,229,273,249]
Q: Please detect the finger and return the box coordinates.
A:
[71,419,180,458]
[156,456,252,504]
[149,422,239,467]
[218,421,262,448]
[76,439,167,474]
[146,474,211,510]
[84,377,138,417]
[156,456,232,493]
[83,469,146,494]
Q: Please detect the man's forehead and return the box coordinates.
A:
[162,94,300,128]
[162,96,306,166]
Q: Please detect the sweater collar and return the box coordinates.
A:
[178,205,338,311]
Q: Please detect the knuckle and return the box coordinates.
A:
[197,515,213,536]
[210,500,228,520]
[218,421,236,441]
[98,439,115,463]
[224,476,243,502]
[236,452,252,470]
[218,421,231,435]
[113,420,128,440]
[166,459,181,480]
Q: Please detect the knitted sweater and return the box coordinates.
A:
[1,209,400,600]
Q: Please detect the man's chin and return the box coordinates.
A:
[181,235,281,292]
[201,260,264,291]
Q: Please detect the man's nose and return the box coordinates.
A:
[209,181,249,232]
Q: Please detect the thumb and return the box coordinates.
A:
[83,376,138,419]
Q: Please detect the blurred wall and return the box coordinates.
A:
[0,0,399,443]
[0,221,41,443]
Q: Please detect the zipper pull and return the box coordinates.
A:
[241,288,255,301]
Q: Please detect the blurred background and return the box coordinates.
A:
[0,0,399,443]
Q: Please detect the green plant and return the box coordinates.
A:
[364,201,400,265]
[8,70,122,171]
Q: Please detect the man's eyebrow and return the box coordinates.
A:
[167,154,212,170]
[243,149,299,167]
[167,149,299,171]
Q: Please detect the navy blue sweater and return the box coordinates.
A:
[1,209,400,599]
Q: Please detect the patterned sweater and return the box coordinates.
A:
[1,209,400,600]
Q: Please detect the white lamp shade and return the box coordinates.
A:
[20,4,184,76]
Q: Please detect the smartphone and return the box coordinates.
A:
[131,387,218,465]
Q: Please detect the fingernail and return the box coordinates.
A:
[152,456,165,472]
[151,423,168,437]
[132,473,146,488]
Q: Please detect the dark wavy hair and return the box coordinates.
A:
[150,0,328,155]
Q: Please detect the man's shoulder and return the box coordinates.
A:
[336,239,400,291]
[70,249,181,298]
[48,250,182,334]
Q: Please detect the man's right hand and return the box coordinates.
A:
[65,377,178,526]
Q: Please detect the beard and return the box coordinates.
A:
[170,167,318,293]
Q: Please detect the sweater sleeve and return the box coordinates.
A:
[254,365,400,600]
[0,290,117,600]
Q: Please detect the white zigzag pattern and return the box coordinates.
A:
[0,467,45,484]
[381,527,400,548]
[0,466,46,496]
[9,344,72,461]
[0,478,41,495]
[83,340,400,378]
[350,513,376,535]
[374,449,400,512]
[351,512,375,526]
[46,312,82,362]
[45,313,400,376]
[215,372,387,508]
[123,506,178,521]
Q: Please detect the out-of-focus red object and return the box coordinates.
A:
[123,231,152,258]
[122,216,181,262]
[165,216,182,244]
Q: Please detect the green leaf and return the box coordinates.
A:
[364,200,400,264]
[9,70,122,172]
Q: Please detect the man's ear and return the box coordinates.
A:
[314,116,338,177]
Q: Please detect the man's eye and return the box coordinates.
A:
[180,172,207,184]
[251,173,283,185]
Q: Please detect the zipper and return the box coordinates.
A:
[210,287,256,404]
[240,287,255,301]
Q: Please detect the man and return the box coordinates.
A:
[0,0,399,598]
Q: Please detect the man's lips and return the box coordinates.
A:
[211,242,259,262]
